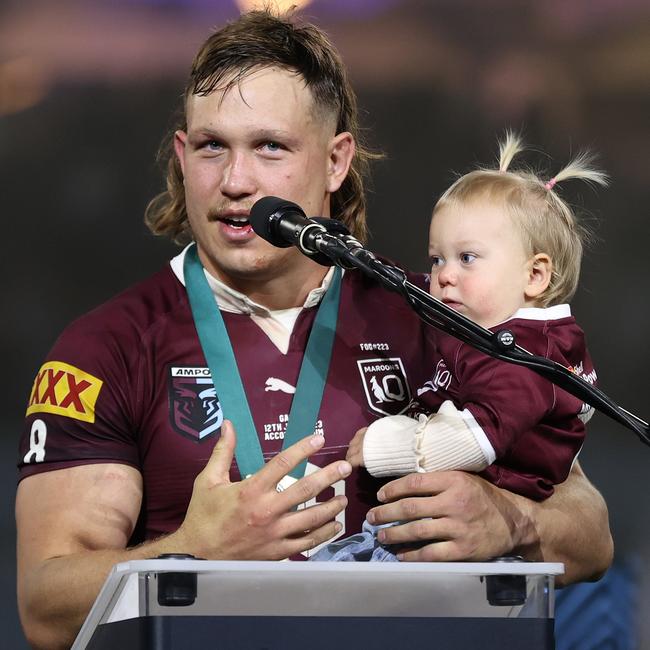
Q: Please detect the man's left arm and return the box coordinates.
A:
[366,460,612,585]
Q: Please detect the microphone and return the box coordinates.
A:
[250,196,387,275]
[250,196,327,253]
[250,196,362,268]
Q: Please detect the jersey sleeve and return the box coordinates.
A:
[452,329,587,498]
[18,310,143,480]
[452,343,556,457]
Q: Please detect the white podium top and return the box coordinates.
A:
[73,559,563,649]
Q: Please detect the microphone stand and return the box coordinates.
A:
[319,235,650,447]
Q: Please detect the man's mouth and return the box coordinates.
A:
[219,216,250,228]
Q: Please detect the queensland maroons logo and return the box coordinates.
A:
[357,357,411,416]
[168,366,223,442]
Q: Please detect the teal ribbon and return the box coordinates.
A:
[184,244,342,479]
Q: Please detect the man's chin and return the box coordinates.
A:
[207,251,292,283]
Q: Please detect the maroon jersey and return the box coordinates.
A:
[18,262,434,557]
[415,306,595,500]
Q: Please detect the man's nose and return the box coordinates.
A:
[220,151,256,198]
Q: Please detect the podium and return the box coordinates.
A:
[72,558,563,650]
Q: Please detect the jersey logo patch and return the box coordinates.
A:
[264,377,296,394]
[417,359,453,396]
[168,366,223,442]
[26,361,103,423]
[357,357,411,416]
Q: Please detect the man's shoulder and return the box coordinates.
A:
[62,264,187,345]
[342,260,429,303]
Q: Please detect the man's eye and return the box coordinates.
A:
[460,253,477,264]
[263,141,282,152]
[204,140,222,151]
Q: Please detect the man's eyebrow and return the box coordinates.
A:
[247,128,302,148]
[187,127,297,140]
[248,128,294,140]
[186,127,219,142]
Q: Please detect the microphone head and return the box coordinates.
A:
[250,196,306,247]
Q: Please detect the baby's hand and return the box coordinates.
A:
[345,427,367,468]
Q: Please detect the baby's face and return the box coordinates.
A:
[428,199,532,328]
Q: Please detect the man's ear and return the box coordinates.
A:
[525,253,553,301]
[173,130,188,178]
[325,132,355,193]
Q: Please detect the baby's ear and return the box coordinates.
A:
[525,253,552,300]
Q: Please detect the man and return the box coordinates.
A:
[16,10,612,649]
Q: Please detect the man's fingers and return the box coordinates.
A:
[277,520,345,559]
[280,495,347,538]
[375,516,452,545]
[253,434,326,489]
[278,458,352,510]
[376,471,451,503]
[200,420,237,486]
[397,541,460,562]
[368,494,441,526]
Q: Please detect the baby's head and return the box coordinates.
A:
[428,133,607,328]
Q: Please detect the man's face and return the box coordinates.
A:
[428,199,533,328]
[174,66,351,286]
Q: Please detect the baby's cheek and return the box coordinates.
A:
[465,281,499,321]
[428,278,442,298]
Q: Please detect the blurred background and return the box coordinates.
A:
[1,0,648,647]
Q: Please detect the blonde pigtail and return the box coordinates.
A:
[498,131,525,172]
[546,152,609,192]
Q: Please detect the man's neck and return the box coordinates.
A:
[203,258,330,311]
[225,270,329,310]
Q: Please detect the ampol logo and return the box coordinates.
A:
[168,367,223,442]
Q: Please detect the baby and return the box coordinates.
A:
[346,132,607,502]
[312,133,607,563]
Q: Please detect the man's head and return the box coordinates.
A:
[146,11,373,255]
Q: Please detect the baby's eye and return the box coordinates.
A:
[430,255,444,268]
[460,253,477,264]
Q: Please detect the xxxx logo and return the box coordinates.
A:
[26,361,103,423]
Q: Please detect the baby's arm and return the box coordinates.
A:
[356,401,492,477]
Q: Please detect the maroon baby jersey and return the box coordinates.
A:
[415,306,596,500]
[18,263,434,557]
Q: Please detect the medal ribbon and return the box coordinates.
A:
[183,243,342,480]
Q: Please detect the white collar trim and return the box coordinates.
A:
[507,304,572,322]
[169,244,336,316]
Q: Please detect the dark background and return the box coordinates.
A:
[1,0,649,647]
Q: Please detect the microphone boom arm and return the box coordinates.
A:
[329,243,650,447]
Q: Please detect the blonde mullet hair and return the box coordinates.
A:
[434,131,608,307]
[144,10,378,245]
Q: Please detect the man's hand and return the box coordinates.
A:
[176,420,351,560]
[345,427,367,468]
[366,470,529,562]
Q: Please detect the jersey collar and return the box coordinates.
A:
[507,304,572,322]
[170,244,337,316]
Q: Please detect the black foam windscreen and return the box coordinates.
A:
[250,196,306,247]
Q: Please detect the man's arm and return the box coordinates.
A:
[366,460,612,586]
[17,423,351,649]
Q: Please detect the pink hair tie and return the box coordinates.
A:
[545,178,557,190]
